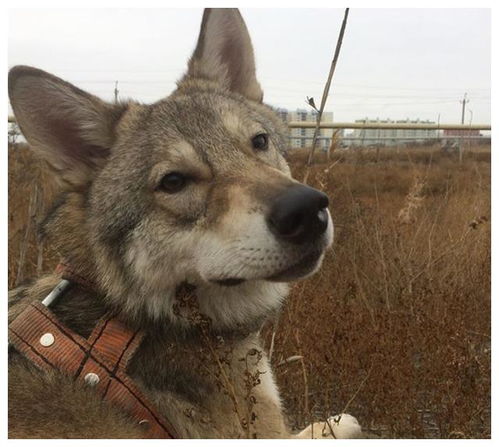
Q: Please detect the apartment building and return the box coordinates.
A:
[276,108,342,149]
[349,118,438,146]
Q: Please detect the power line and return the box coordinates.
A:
[47,70,491,93]
[76,81,490,102]
[259,77,490,92]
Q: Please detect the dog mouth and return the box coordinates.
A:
[266,249,323,282]
[211,249,323,287]
[213,278,246,287]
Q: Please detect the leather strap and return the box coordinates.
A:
[54,261,96,291]
[9,301,178,439]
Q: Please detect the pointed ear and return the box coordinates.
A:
[184,8,263,102]
[8,66,127,186]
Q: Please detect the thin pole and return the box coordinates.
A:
[460,92,468,124]
[459,93,469,163]
[304,8,349,182]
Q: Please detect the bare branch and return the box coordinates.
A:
[304,8,349,183]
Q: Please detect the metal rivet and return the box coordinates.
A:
[39,333,55,347]
[84,372,100,386]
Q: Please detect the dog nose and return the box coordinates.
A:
[267,185,329,244]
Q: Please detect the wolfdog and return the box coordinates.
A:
[8,8,361,439]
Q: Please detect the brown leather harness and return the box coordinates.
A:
[8,264,179,438]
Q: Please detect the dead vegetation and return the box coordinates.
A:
[8,143,59,288]
[8,142,490,438]
[267,145,491,438]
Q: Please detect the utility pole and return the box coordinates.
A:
[468,109,474,151]
[458,93,469,163]
[460,92,469,124]
[437,113,441,146]
[114,81,119,103]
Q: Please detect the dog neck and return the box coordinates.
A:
[41,191,100,286]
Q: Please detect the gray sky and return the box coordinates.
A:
[8,8,491,124]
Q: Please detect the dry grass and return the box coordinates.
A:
[8,143,59,288]
[266,145,491,438]
[8,143,490,438]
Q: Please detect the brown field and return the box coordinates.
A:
[8,142,491,438]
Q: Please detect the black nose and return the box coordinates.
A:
[267,185,329,244]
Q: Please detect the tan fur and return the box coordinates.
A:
[8,8,360,439]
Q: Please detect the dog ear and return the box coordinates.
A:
[8,66,127,186]
[184,8,263,102]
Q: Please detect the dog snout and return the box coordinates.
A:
[266,185,329,245]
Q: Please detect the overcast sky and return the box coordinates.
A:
[8,8,491,124]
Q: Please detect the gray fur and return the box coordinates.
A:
[8,8,360,439]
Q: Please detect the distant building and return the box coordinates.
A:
[441,128,483,147]
[349,118,438,146]
[442,129,480,137]
[276,108,343,150]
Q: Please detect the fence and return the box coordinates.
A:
[287,122,490,130]
[286,121,491,149]
[8,116,491,147]
[10,115,491,130]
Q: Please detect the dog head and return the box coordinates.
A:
[9,9,333,329]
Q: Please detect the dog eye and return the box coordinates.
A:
[158,172,188,193]
[251,133,269,151]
